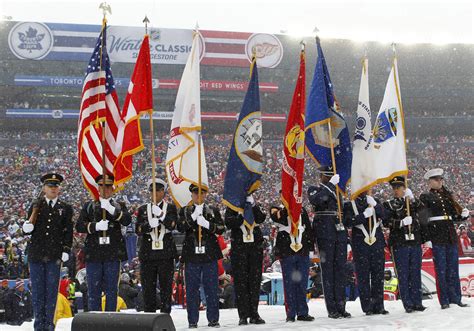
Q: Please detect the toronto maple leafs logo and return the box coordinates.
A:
[8,22,54,60]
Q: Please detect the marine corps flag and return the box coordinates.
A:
[165,31,208,208]
[372,57,408,181]
[281,49,306,237]
[305,37,352,192]
[114,35,153,187]
[223,57,263,229]
[351,58,376,199]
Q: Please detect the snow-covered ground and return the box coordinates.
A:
[4,297,473,330]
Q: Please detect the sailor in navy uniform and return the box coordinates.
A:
[308,166,351,319]
[177,184,225,328]
[224,194,266,325]
[419,168,470,309]
[136,178,177,313]
[383,176,427,313]
[22,173,73,331]
[344,191,388,315]
[75,174,131,312]
[270,194,315,323]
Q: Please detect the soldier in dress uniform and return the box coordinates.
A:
[75,174,131,312]
[308,166,351,319]
[419,168,470,309]
[270,191,315,323]
[22,173,73,331]
[224,194,266,325]
[177,184,225,328]
[383,176,427,313]
[136,178,178,313]
[344,190,388,315]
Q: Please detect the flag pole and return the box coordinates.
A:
[197,131,202,248]
[392,42,412,238]
[99,2,111,238]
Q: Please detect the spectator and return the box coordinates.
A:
[118,273,139,309]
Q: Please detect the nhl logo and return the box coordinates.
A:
[8,22,54,60]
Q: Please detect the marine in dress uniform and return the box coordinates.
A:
[419,168,470,309]
[270,200,315,322]
[383,176,427,313]
[344,191,388,315]
[75,174,131,312]
[308,166,351,319]
[177,184,225,328]
[224,194,266,325]
[22,173,73,331]
[136,178,178,313]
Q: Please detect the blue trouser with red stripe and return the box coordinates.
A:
[280,254,310,319]
[432,244,462,306]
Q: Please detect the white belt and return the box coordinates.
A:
[428,215,452,222]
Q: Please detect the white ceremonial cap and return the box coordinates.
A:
[147,178,168,190]
[424,168,444,180]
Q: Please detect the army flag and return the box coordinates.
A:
[114,35,153,187]
[351,58,376,199]
[165,31,208,208]
[281,50,306,236]
[372,58,408,181]
[305,37,352,192]
[223,57,263,228]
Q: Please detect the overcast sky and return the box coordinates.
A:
[1,0,473,44]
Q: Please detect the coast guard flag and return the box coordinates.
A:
[372,58,408,181]
[114,35,153,187]
[223,57,263,228]
[165,32,208,208]
[351,58,376,199]
[281,50,306,236]
[77,23,123,200]
[305,37,352,193]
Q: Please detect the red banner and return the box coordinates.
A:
[281,50,306,236]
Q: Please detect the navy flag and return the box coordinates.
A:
[305,37,352,192]
[223,58,263,228]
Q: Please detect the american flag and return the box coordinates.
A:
[77,24,123,200]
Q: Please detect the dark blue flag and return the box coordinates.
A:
[223,59,263,227]
[305,37,352,192]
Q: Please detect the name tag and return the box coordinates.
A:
[99,236,110,245]
[152,240,163,250]
[195,246,206,254]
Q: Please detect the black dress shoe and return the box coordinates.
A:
[249,316,266,324]
[340,311,351,318]
[189,323,198,329]
[413,305,427,312]
[365,311,374,316]
[457,303,469,307]
[208,321,220,328]
[328,312,341,319]
[239,318,248,325]
[373,309,389,315]
[286,317,296,322]
[297,315,315,321]
[441,304,450,309]
[405,307,414,313]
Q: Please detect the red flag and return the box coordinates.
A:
[77,24,122,200]
[114,35,153,186]
[281,50,306,236]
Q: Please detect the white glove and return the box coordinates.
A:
[309,251,315,259]
[401,216,413,227]
[61,252,69,262]
[22,221,34,233]
[363,207,374,218]
[149,217,160,228]
[424,241,433,248]
[329,174,340,185]
[461,208,469,218]
[95,220,109,231]
[152,205,163,217]
[192,204,204,220]
[404,188,415,201]
[100,198,116,215]
[197,215,210,229]
[246,195,255,206]
[366,195,377,207]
